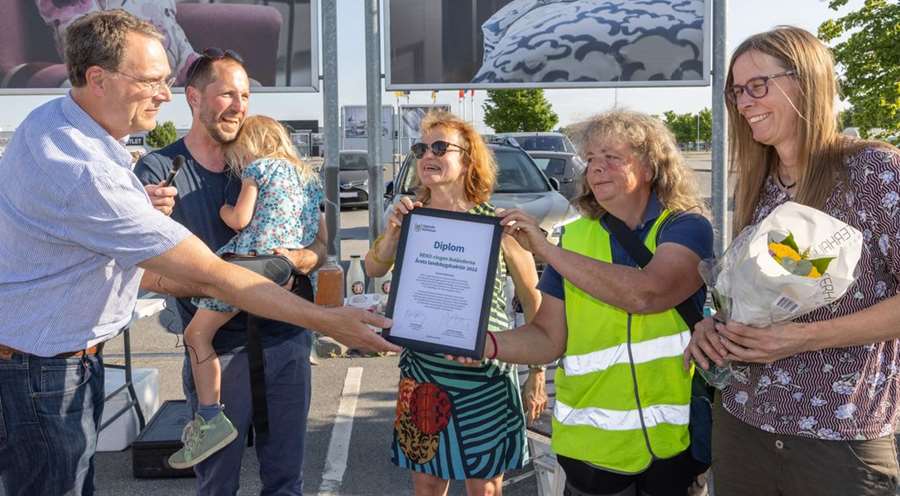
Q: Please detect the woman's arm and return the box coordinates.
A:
[491,293,567,365]
[717,293,900,363]
[501,209,704,314]
[220,178,258,231]
[501,233,541,321]
[364,197,421,277]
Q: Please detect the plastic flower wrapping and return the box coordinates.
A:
[698,202,863,388]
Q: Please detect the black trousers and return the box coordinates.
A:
[558,450,696,496]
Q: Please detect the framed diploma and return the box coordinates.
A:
[383,207,503,358]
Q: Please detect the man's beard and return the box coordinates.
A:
[201,109,241,144]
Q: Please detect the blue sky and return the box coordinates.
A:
[0,0,863,132]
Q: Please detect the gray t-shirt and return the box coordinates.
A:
[135,139,306,353]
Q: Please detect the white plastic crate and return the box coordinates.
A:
[97,367,160,452]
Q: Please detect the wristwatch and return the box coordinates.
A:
[528,364,546,372]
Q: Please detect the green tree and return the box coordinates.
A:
[146,120,178,148]
[482,89,559,132]
[661,109,711,145]
[819,0,899,139]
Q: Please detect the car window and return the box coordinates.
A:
[494,149,550,193]
[339,153,368,171]
[531,158,567,177]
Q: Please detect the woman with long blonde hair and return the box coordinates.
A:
[366,110,543,495]
[455,109,715,496]
[685,26,900,495]
[168,115,324,469]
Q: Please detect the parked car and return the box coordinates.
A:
[493,132,577,154]
[385,140,579,248]
[525,151,585,200]
[324,150,370,208]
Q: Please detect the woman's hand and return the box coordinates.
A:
[522,370,548,424]
[716,320,812,364]
[497,208,550,256]
[386,196,423,235]
[683,317,729,370]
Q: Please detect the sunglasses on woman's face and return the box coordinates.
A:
[410,140,469,159]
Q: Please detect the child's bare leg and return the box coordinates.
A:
[184,308,238,406]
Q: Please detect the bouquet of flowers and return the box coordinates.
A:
[698,201,863,388]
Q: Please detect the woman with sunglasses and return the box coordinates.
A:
[366,110,543,496]
[685,26,900,495]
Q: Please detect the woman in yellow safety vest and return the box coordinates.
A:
[468,110,714,496]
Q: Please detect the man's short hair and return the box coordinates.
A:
[64,9,164,87]
[185,49,246,92]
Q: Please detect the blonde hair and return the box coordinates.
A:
[413,110,495,205]
[569,110,706,220]
[727,26,868,233]
[224,115,316,182]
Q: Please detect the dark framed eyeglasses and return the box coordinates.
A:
[410,140,469,159]
[185,47,245,87]
[725,70,796,104]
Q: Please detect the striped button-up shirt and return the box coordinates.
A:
[0,94,190,357]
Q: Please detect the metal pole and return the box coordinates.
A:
[711,0,729,255]
[365,0,385,247]
[322,0,341,259]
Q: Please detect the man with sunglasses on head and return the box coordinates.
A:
[0,10,396,496]
[134,47,330,495]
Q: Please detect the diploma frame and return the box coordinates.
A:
[383,207,503,358]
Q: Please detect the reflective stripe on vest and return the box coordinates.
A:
[551,211,693,474]
[554,400,689,431]
[562,330,691,377]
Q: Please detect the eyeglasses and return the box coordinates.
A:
[112,71,176,96]
[410,140,469,159]
[185,47,245,87]
[726,70,796,104]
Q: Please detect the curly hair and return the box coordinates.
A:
[569,110,707,220]
[413,110,495,205]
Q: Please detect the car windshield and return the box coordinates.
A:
[399,147,549,194]
[340,153,368,171]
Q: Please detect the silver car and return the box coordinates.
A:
[385,141,579,247]
[493,132,577,154]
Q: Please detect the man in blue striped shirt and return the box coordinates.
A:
[0,10,396,495]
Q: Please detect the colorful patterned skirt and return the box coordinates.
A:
[391,349,529,480]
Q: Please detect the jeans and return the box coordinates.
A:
[182,330,312,496]
[0,353,105,496]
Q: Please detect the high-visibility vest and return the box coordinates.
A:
[551,211,693,473]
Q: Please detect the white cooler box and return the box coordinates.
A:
[97,367,161,452]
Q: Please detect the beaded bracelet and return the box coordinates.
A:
[371,235,395,266]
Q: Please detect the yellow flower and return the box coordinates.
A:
[807,266,821,278]
[769,242,801,261]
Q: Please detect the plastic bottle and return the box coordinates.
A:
[315,255,344,307]
[346,255,366,297]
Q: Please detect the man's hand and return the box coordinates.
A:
[683,317,729,371]
[317,307,401,353]
[144,182,178,216]
[522,370,548,424]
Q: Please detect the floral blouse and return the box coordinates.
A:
[722,145,900,440]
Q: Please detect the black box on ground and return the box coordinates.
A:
[132,399,195,479]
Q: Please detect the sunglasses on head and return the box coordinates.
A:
[185,47,245,87]
[410,140,469,159]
